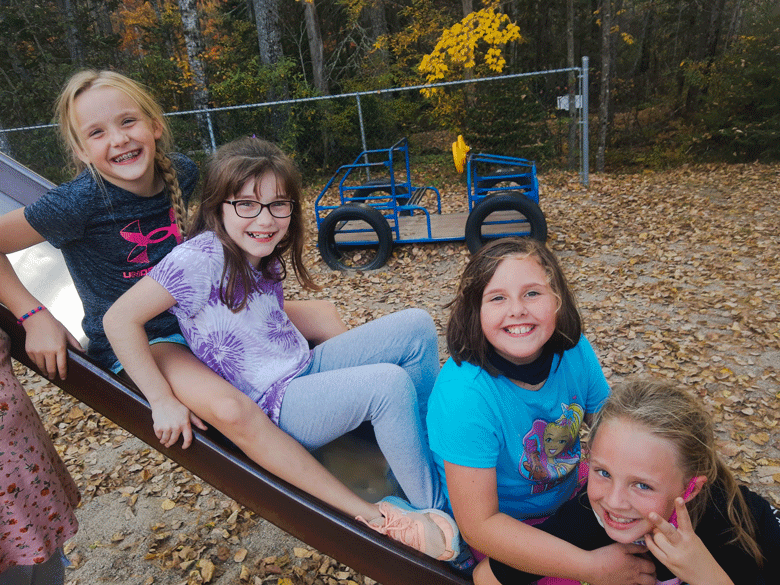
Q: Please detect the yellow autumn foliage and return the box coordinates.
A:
[419,3,522,97]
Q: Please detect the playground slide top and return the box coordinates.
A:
[0,152,470,585]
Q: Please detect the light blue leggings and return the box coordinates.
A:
[278,308,443,510]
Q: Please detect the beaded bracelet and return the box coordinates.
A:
[17,305,46,326]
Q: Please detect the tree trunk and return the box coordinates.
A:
[531,0,553,71]
[148,0,177,62]
[567,0,576,170]
[303,0,327,94]
[302,0,331,163]
[90,0,113,38]
[58,0,84,66]
[176,0,212,152]
[365,0,389,67]
[253,0,284,67]
[630,8,653,85]
[597,0,611,172]
[462,0,475,104]
[87,0,117,65]
[705,0,727,61]
[726,0,745,47]
[251,0,288,140]
[505,0,521,68]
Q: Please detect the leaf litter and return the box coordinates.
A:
[15,162,779,584]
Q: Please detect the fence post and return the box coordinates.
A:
[0,129,10,157]
[581,56,590,187]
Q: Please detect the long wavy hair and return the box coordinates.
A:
[54,69,187,238]
[189,136,318,311]
[446,238,581,375]
[589,379,763,566]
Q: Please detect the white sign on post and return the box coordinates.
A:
[556,95,583,110]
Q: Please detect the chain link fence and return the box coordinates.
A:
[1,59,589,188]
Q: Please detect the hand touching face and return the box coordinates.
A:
[645,497,730,585]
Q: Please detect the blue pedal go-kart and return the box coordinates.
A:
[314,136,547,270]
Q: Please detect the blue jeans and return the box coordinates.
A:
[278,308,443,509]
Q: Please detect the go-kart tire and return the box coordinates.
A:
[465,193,547,254]
[318,204,393,270]
[360,178,410,206]
[475,168,534,190]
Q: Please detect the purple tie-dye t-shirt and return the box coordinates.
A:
[148,231,312,424]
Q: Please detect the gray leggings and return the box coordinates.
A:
[278,308,443,509]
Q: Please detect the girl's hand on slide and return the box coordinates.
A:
[151,395,208,449]
[186,411,209,447]
[24,312,82,380]
[645,498,733,585]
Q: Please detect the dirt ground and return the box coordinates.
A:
[17,163,780,585]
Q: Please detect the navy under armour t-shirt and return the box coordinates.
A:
[24,153,198,368]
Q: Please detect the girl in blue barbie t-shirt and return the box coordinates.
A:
[428,238,655,582]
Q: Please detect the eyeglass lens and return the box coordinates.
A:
[228,200,293,218]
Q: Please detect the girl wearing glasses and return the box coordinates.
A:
[104,136,460,561]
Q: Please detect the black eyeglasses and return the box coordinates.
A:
[224,200,294,219]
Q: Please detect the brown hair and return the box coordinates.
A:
[589,379,763,565]
[446,238,581,374]
[54,69,187,238]
[189,136,318,311]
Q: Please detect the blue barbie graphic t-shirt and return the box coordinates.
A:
[427,335,610,519]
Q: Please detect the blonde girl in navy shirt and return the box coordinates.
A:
[0,71,455,560]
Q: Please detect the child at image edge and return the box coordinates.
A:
[477,379,780,585]
[104,136,460,560]
[0,328,80,585]
[427,238,656,582]
[0,70,456,560]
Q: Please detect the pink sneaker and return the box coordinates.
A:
[357,497,461,561]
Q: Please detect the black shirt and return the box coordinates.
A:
[489,482,780,585]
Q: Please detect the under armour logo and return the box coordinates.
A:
[120,209,182,264]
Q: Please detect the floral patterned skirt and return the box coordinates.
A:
[0,329,79,573]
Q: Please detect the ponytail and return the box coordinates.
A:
[712,459,764,565]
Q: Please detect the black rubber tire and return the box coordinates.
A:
[475,168,534,190]
[360,178,410,206]
[465,193,548,254]
[318,204,393,270]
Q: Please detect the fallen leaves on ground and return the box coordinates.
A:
[19,162,780,584]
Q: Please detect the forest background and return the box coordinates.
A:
[1,0,779,186]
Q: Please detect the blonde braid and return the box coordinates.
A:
[156,150,187,239]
